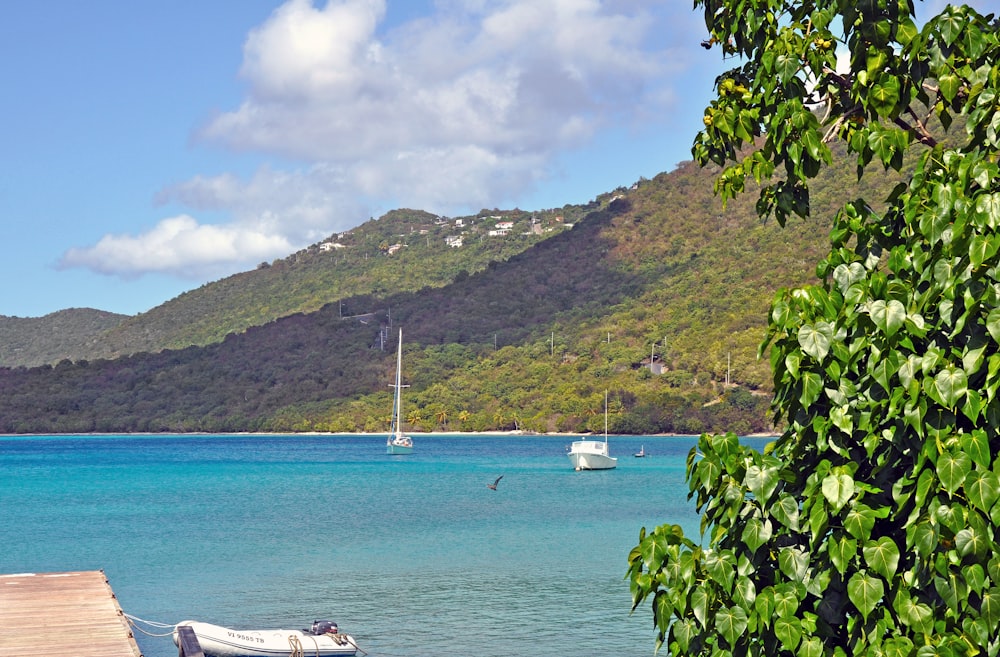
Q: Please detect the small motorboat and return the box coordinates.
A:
[173,619,360,657]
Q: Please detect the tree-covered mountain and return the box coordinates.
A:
[0,207,587,368]
[0,146,906,435]
[0,309,128,367]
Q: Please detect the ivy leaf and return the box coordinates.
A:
[870,76,901,117]
[822,473,855,513]
[938,72,960,103]
[965,469,1000,513]
[931,367,968,409]
[746,462,779,502]
[862,536,900,578]
[743,517,773,552]
[716,605,748,647]
[772,584,800,618]
[798,322,833,361]
[844,504,876,541]
[869,299,906,337]
[937,450,972,496]
[772,494,801,531]
[774,616,802,651]
[779,547,809,582]
[847,571,884,620]
[987,307,1000,344]
[981,588,1000,628]
[894,590,934,633]
[691,585,709,628]
[828,533,858,574]
[670,618,695,653]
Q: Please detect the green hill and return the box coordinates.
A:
[0,147,904,434]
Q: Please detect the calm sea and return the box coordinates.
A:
[0,433,766,657]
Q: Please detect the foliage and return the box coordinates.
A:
[629,2,1000,656]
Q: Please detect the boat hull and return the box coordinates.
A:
[567,440,617,470]
[386,442,413,455]
[173,621,357,657]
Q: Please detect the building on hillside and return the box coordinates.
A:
[445,235,463,247]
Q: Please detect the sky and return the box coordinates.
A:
[0,0,983,318]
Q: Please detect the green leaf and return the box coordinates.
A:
[869,299,906,337]
[938,72,960,103]
[799,636,823,657]
[822,473,855,513]
[932,367,968,408]
[772,494,801,531]
[870,76,901,117]
[937,450,972,496]
[691,585,709,627]
[716,605,748,647]
[981,588,1000,627]
[774,616,802,651]
[844,504,876,541]
[960,430,991,469]
[670,618,695,653]
[848,571,884,620]
[746,463,779,503]
[894,590,934,633]
[779,547,809,582]
[956,527,987,557]
[862,536,900,579]
[743,517,773,552]
[798,322,833,361]
[704,550,735,591]
[828,533,858,574]
[772,584,800,618]
[800,371,823,408]
[965,469,1000,513]
[987,307,1000,343]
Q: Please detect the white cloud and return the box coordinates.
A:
[62,0,706,280]
[202,0,674,174]
[58,215,294,279]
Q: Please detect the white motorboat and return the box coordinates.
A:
[567,391,617,471]
[386,327,413,455]
[173,620,359,657]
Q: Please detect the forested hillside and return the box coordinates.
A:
[0,146,907,434]
[0,207,586,368]
[0,309,127,367]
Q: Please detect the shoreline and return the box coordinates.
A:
[0,430,781,439]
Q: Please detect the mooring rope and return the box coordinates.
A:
[123,613,177,637]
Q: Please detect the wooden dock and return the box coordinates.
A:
[0,570,143,657]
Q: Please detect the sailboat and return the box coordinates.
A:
[386,328,414,455]
[567,391,617,470]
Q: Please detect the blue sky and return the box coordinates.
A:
[0,0,981,317]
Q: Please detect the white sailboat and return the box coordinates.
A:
[386,328,413,455]
[567,391,617,471]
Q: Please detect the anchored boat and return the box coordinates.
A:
[173,619,360,657]
[386,327,414,455]
[567,391,617,471]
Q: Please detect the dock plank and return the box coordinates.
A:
[0,571,143,657]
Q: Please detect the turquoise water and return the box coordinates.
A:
[0,433,744,657]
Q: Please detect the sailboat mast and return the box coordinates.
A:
[394,328,403,435]
[604,390,609,444]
